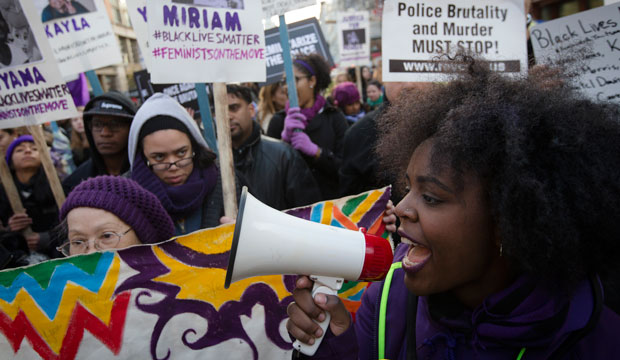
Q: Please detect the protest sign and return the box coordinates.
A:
[262,0,317,19]
[147,0,266,83]
[337,11,371,67]
[134,70,205,118]
[531,4,620,103]
[0,187,392,360]
[0,0,77,129]
[264,18,334,85]
[33,0,122,77]
[381,0,527,82]
[126,0,150,70]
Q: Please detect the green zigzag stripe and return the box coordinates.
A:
[341,193,369,217]
[0,252,102,289]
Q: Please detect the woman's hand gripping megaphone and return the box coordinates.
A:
[286,275,352,356]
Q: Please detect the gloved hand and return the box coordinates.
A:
[290,131,319,157]
[281,107,307,143]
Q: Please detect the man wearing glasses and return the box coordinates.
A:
[63,92,137,194]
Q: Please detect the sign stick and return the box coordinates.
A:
[355,66,363,101]
[26,125,65,208]
[0,154,34,237]
[195,83,218,154]
[212,83,237,217]
[279,14,299,108]
[85,70,104,97]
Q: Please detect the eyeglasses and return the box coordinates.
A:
[57,228,133,256]
[147,152,195,171]
[91,118,129,133]
[279,75,310,86]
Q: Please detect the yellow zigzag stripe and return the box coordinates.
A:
[321,202,334,225]
[0,256,121,353]
[339,283,368,299]
[175,223,234,253]
[350,190,382,224]
[152,246,291,310]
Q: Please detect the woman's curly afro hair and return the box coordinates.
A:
[376,57,620,295]
[293,53,332,96]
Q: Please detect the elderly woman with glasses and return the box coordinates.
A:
[127,93,242,235]
[57,176,174,256]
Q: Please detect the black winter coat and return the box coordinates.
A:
[234,123,321,210]
[267,106,348,201]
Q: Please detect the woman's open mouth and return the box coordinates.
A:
[398,230,431,275]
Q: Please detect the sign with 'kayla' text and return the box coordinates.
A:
[531,4,620,103]
[34,0,122,77]
[264,17,333,85]
[0,0,77,128]
[337,11,371,67]
[381,0,527,82]
[147,0,266,83]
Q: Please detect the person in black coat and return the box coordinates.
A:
[267,53,349,200]
[228,84,321,210]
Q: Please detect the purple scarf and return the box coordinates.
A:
[131,153,218,221]
[285,94,326,123]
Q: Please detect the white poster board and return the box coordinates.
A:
[33,0,122,77]
[381,0,527,82]
[337,11,370,67]
[262,0,317,19]
[531,4,620,103]
[148,0,266,83]
[0,0,77,129]
[126,0,150,70]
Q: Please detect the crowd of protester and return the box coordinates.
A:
[1,46,620,358]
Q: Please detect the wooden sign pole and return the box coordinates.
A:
[26,125,65,208]
[355,66,363,101]
[0,153,34,237]
[212,83,237,218]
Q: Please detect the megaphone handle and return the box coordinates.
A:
[292,284,337,356]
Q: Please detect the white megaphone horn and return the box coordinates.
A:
[225,187,394,356]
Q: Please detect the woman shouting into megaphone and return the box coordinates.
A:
[286,58,620,359]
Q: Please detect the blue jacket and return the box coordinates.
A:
[305,244,620,359]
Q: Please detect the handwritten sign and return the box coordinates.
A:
[531,4,620,103]
[381,0,527,82]
[34,0,122,77]
[262,0,317,19]
[126,0,150,70]
[264,17,333,85]
[0,0,77,129]
[337,11,370,67]
[147,0,266,83]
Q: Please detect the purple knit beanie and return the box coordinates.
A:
[332,82,360,108]
[5,135,34,167]
[60,176,175,244]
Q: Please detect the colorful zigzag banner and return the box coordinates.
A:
[0,187,391,359]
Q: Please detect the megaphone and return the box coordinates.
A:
[225,187,394,356]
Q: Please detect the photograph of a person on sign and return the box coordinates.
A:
[0,0,42,69]
[172,0,244,9]
[343,29,365,50]
[39,0,95,22]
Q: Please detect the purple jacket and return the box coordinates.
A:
[305,244,620,359]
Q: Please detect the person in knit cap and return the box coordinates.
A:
[57,176,174,256]
[0,135,61,258]
[63,91,137,194]
[128,93,243,235]
[331,81,366,125]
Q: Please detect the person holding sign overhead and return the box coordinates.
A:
[287,59,620,359]
[267,53,348,201]
[127,93,244,235]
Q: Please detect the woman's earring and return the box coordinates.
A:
[309,85,314,89]
[499,242,503,257]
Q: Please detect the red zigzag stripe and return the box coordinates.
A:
[0,291,131,360]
